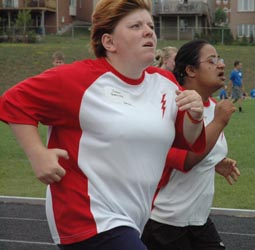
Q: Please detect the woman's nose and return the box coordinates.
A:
[144,25,154,36]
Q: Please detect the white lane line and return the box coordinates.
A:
[0,239,55,246]
[0,217,47,222]
[0,196,45,205]
[219,231,255,237]
[211,207,255,217]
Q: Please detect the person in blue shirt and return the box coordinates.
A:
[250,89,255,98]
[219,85,228,99]
[228,60,244,112]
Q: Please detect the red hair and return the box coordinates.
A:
[90,0,152,58]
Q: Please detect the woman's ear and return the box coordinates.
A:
[101,33,116,53]
[185,65,196,78]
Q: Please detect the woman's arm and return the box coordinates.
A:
[175,89,204,145]
[184,100,236,170]
[9,124,68,184]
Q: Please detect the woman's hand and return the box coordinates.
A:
[215,158,240,185]
[9,124,69,185]
[175,89,203,121]
[29,147,68,184]
[213,100,236,127]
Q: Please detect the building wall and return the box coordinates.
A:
[45,12,56,33]
[229,0,255,39]
[57,0,73,30]
[76,0,93,22]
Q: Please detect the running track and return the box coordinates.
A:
[0,196,255,250]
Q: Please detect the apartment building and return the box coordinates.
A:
[0,0,217,39]
[0,0,94,34]
[1,0,254,40]
[152,0,215,40]
[230,0,255,39]
[215,0,255,39]
[152,0,255,40]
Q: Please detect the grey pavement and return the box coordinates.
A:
[0,196,255,250]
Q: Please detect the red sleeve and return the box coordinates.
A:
[0,62,90,127]
[166,147,188,172]
[0,68,64,126]
[173,110,206,154]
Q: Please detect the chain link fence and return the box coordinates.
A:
[0,25,254,45]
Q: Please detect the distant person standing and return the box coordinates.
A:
[219,85,228,100]
[52,51,65,67]
[228,60,244,112]
[250,88,255,98]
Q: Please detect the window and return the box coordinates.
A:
[3,0,13,8]
[69,0,77,7]
[180,19,189,32]
[238,0,255,11]
[223,0,228,4]
[237,24,255,37]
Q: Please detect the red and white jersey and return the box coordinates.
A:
[151,98,227,227]
[0,58,204,244]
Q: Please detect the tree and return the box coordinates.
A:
[15,9,33,35]
[215,8,227,26]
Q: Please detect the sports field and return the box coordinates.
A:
[0,35,254,209]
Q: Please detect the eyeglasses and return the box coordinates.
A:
[199,57,224,65]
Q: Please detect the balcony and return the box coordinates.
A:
[0,0,56,10]
[1,0,19,8]
[27,0,56,10]
[153,1,209,16]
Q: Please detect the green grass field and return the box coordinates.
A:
[1,35,255,94]
[214,99,255,209]
[0,35,255,209]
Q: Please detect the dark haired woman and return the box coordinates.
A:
[142,40,240,250]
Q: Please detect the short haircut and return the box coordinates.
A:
[234,60,241,67]
[90,0,152,58]
[52,51,65,61]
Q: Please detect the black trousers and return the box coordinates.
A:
[142,217,226,250]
